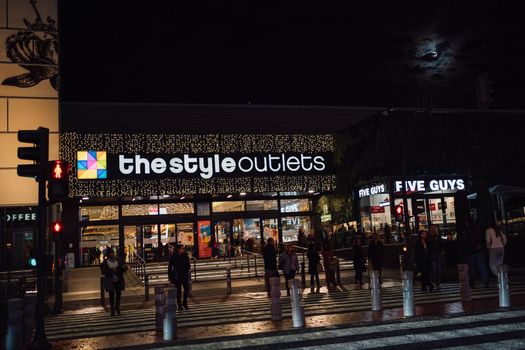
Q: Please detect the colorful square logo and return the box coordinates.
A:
[77,151,107,179]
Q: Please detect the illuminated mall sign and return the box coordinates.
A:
[77,151,332,180]
[358,183,387,198]
[393,178,465,193]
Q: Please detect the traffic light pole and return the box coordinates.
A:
[30,168,51,349]
[52,235,63,314]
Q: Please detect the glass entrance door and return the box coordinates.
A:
[213,221,232,258]
[233,218,261,253]
[12,230,34,270]
[263,218,279,245]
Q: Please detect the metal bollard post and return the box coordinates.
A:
[23,293,37,347]
[163,287,177,341]
[144,274,150,301]
[300,261,306,288]
[188,274,193,298]
[226,267,232,294]
[100,275,105,306]
[155,285,165,332]
[399,254,404,278]
[370,270,382,311]
[269,277,282,321]
[457,264,471,302]
[6,298,23,350]
[290,279,305,327]
[498,264,511,308]
[255,255,258,277]
[402,271,414,317]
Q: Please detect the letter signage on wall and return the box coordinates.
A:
[393,178,465,193]
[358,183,388,198]
[77,152,332,180]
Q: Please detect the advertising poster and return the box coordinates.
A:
[198,220,211,258]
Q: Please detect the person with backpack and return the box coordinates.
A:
[100,249,127,315]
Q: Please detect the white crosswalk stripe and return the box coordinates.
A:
[45,281,525,341]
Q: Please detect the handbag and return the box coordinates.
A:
[316,262,323,273]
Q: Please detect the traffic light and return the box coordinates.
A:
[394,205,404,223]
[50,220,63,240]
[17,127,49,181]
[48,160,69,202]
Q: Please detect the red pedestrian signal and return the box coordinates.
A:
[51,220,63,240]
[394,205,404,223]
[48,161,69,202]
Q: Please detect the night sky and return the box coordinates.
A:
[59,1,525,108]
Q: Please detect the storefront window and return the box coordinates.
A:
[444,196,456,223]
[263,218,279,244]
[177,223,195,250]
[159,203,194,215]
[212,201,245,212]
[233,218,261,252]
[80,225,119,266]
[160,224,177,244]
[80,205,118,222]
[429,198,444,224]
[122,204,159,216]
[280,198,310,213]
[281,216,311,243]
[246,200,278,211]
[197,202,210,216]
[369,194,392,235]
[124,226,139,262]
[197,220,212,258]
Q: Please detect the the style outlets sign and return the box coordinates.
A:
[78,151,333,180]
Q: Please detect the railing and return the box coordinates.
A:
[240,249,263,278]
[128,252,146,281]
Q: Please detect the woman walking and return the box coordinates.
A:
[100,249,127,315]
[486,221,507,276]
[279,244,299,296]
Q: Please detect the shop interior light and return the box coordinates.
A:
[227,194,233,198]
[82,196,89,200]
[308,190,315,193]
[180,196,186,200]
[240,192,247,196]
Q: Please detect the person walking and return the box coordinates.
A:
[367,233,384,283]
[486,221,507,277]
[353,238,365,286]
[464,217,489,288]
[100,249,127,315]
[427,224,443,290]
[263,237,279,296]
[321,242,335,287]
[414,230,434,292]
[279,244,299,296]
[168,244,191,309]
[307,241,321,288]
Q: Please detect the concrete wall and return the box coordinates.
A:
[0,0,58,206]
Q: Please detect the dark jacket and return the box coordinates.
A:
[464,222,484,254]
[263,244,277,270]
[353,244,365,271]
[168,252,191,283]
[414,238,430,268]
[367,240,384,269]
[100,258,127,292]
[307,244,321,275]
[427,233,442,257]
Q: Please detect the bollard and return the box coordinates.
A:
[335,260,341,285]
[370,270,382,311]
[23,293,37,346]
[100,275,105,306]
[163,287,177,341]
[269,277,282,321]
[402,271,414,317]
[498,264,511,308]
[226,267,232,294]
[457,264,471,302]
[155,285,165,332]
[188,274,193,298]
[300,261,306,288]
[290,279,305,327]
[144,274,150,301]
[6,298,23,350]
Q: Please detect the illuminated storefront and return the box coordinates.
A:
[356,176,470,240]
[61,132,335,266]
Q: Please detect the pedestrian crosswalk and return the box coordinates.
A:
[44,281,525,341]
[112,310,525,349]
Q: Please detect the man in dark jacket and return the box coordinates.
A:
[168,244,191,309]
[263,237,279,295]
